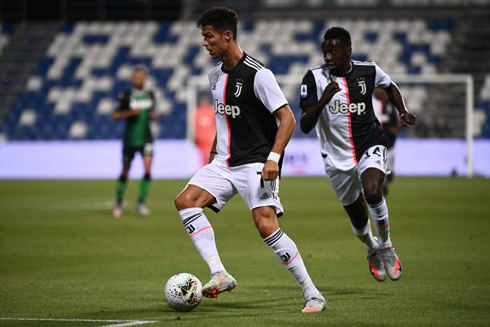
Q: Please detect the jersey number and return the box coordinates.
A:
[365,146,381,159]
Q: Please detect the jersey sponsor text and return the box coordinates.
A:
[214,99,241,118]
[130,99,153,110]
[329,100,366,115]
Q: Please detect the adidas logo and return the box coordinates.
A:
[260,192,270,200]
[212,84,217,90]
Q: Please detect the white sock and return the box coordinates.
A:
[179,207,225,275]
[350,221,378,250]
[367,198,392,248]
[264,228,320,299]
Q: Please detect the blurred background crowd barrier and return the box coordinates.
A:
[0,0,489,178]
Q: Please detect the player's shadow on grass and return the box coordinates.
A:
[201,295,298,310]
[83,285,388,322]
[324,285,389,301]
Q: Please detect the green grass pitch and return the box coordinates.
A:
[1,177,490,326]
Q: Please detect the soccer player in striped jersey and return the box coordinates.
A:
[112,67,157,218]
[300,27,416,282]
[174,7,326,313]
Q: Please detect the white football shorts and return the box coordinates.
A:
[386,147,395,174]
[188,162,284,217]
[325,145,388,206]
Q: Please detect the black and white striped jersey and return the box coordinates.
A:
[299,60,392,171]
[208,53,288,167]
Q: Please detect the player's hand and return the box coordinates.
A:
[400,111,416,126]
[262,160,279,181]
[320,81,341,105]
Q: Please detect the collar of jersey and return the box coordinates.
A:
[221,52,247,74]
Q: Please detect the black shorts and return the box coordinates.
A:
[122,143,154,167]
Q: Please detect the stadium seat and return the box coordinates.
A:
[1,19,460,140]
[0,23,13,55]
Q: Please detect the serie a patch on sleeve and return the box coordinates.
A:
[300,84,307,98]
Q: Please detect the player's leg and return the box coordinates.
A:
[237,163,325,312]
[383,147,395,195]
[360,146,402,281]
[113,145,134,218]
[328,168,385,281]
[252,206,326,313]
[362,167,391,249]
[174,164,237,298]
[137,144,153,216]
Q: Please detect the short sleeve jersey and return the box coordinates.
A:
[300,60,392,171]
[117,89,155,147]
[208,53,288,167]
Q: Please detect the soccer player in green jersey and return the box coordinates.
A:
[112,66,157,218]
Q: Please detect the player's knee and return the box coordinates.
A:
[256,221,276,238]
[174,195,188,211]
[174,192,199,211]
[254,213,278,238]
[364,190,383,205]
[143,173,151,180]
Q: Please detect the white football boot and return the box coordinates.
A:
[367,248,387,282]
[202,271,237,298]
[381,247,403,281]
[112,204,123,218]
[302,293,327,313]
[137,202,150,216]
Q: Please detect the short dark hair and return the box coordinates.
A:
[322,27,351,47]
[197,6,238,40]
[133,65,147,75]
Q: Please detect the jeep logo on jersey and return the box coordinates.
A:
[329,100,366,115]
[214,99,241,118]
[130,99,153,110]
[358,80,367,95]
[234,79,243,97]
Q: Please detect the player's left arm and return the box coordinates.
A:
[375,63,416,127]
[253,68,295,181]
[384,82,416,127]
[262,105,296,181]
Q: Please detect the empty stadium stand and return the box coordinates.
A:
[0,24,11,55]
[0,17,488,141]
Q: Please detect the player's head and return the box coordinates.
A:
[197,6,238,60]
[198,93,211,107]
[322,27,352,75]
[132,66,147,90]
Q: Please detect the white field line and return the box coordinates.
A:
[0,317,159,327]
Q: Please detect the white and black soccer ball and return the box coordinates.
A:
[164,273,203,312]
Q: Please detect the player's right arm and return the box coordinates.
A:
[112,90,141,120]
[299,70,340,134]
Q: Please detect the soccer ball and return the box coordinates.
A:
[164,273,203,312]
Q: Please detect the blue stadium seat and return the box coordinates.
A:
[3,19,472,141]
